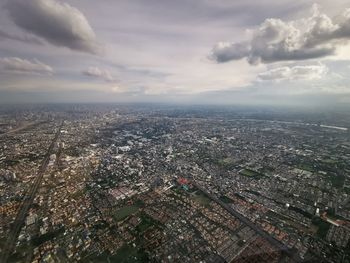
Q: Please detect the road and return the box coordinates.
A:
[193,183,302,263]
[0,122,63,263]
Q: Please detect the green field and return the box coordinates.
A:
[297,163,315,172]
[114,205,139,221]
[239,169,264,178]
[216,158,235,169]
[322,158,338,164]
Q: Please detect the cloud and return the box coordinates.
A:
[209,42,250,63]
[257,63,328,81]
[210,4,350,64]
[5,0,99,54]
[0,29,44,45]
[0,57,53,75]
[82,67,115,82]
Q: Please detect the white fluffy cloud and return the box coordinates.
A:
[210,5,350,64]
[5,0,99,54]
[83,67,115,82]
[0,57,53,75]
[258,64,328,81]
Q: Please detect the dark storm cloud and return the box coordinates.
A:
[0,29,44,45]
[5,0,100,54]
[210,5,350,64]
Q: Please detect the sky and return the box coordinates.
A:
[0,0,350,107]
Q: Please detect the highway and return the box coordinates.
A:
[0,122,63,263]
[193,183,302,263]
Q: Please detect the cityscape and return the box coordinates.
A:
[0,104,349,262]
[1,0,350,262]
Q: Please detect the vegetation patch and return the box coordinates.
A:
[312,217,331,239]
[344,186,350,195]
[219,195,233,204]
[328,174,345,189]
[192,193,211,207]
[239,168,265,179]
[321,157,339,165]
[297,163,315,173]
[136,214,159,233]
[114,205,139,222]
[216,158,236,169]
[110,244,149,262]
